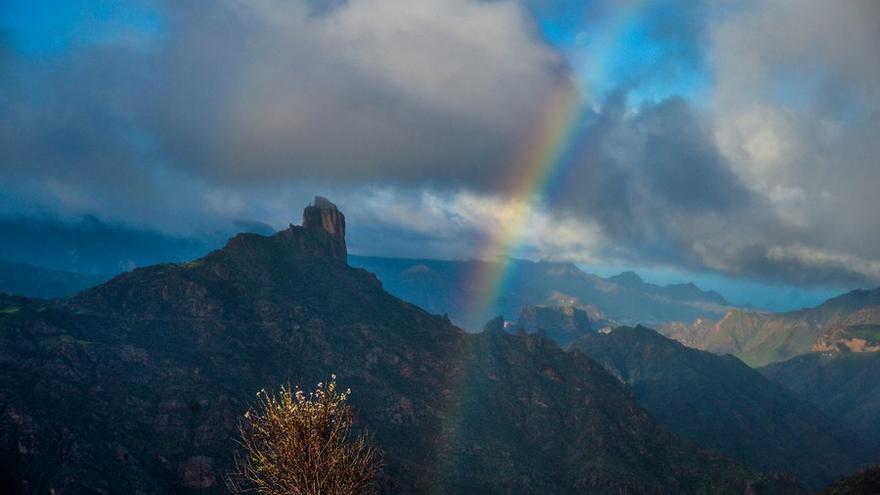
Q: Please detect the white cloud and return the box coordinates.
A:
[152,0,566,186]
[696,0,880,283]
[343,187,605,262]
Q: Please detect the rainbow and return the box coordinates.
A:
[432,3,649,485]
[432,81,588,486]
[463,0,646,328]
[463,80,585,326]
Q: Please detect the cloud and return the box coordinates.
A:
[2,0,880,290]
[401,0,879,289]
[528,91,761,262]
[2,0,566,195]
[0,0,569,231]
[704,0,880,285]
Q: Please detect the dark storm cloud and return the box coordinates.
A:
[720,244,879,289]
[544,90,880,288]
[555,93,762,261]
[635,98,744,211]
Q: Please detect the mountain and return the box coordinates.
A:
[820,465,880,494]
[567,326,873,489]
[0,259,109,298]
[348,256,731,330]
[511,304,615,346]
[813,315,880,353]
[0,198,800,494]
[760,351,880,443]
[660,288,880,367]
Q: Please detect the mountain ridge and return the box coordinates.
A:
[0,198,800,494]
[349,255,733,330]
[660,287,880,367]
[760,351,880,445]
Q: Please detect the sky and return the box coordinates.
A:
[1,0,879,311]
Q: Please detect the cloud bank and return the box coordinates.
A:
[1,0,879,288]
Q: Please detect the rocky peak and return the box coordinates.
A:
[303,196,344,234]
[483,315,506,334]
[279,196,347,262]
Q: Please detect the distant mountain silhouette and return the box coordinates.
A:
[569,326,875,489]
[0,259,110,298]
[0,198,800,494]
[660,288,880,367]
[0,215,229,275]
[349,256,731,330]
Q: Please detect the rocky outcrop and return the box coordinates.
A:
[812,308,880,353]
[302,196,347,261]
[482,315,506,334]
[516,305,594,344]
[266,196,348,262]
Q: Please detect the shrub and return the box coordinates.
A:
[228,376,381,495]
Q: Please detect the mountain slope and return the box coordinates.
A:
[820,465,880,494]
[349,256,731,330]
[0,259,109,298]
[0,198,798,494]
[568,326,872,489]
[660,288,880,367]
[760,352,880,443]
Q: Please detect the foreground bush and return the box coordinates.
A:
[228,376,381,495]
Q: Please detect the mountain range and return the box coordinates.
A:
[568,326,874,489]
[660,289,880,367]
[0,259,109,299]
[349,256,731,330]
[0,198,803,494]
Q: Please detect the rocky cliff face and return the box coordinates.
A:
[266,196,348,263]
[514,305,601,345]
[301,196,347,261]
[0,200,803,494]
[812,309,880,353]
